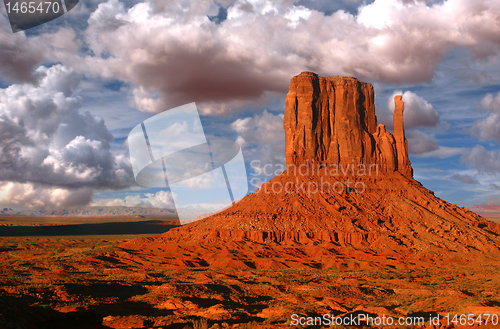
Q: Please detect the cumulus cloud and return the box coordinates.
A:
[481,92,500,112]
[406,129,439,154]
[470,92,500,143]
[450,173,479,185]
[231,110,285,174]
[0,12,81,84]
[44,0,500,114]
[0,15,46,83]
[388,90,440,128]
[0,64,133,208]
[93,190,175,209]
[466,93,500,176]
[460,145,500,174]
[0,182,93,209]
[470,112,500,144]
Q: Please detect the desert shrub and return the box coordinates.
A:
[239,321,259,329]
[382,273,392,280]
[193,318,209,329]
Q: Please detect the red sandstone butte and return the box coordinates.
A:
[123,72,500,269]
[284,72,412,177]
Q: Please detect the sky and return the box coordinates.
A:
[0,0,499,210]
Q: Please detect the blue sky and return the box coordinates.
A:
[0,0,499,210]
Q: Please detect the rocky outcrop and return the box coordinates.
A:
[284,72,412,177]
[126,71,500,270]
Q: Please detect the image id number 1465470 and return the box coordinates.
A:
[5,1,60,14]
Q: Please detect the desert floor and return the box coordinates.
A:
[0,218,499,329]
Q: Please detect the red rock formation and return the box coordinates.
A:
[393,95,412,177]
[123,72,500,270]
[284,72,411,177]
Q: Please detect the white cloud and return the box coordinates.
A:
[0,64,133,208]
[470,92,500,143]
[466,94,500,176]
[0,15,46,83]
[357,0,404,29]
[231,110,285,173]
[470,112,500,143]
[41,0,500,114]
[132,87,162,113]
[480,92,500,112]
[460,145,500,174]
[173,169,227,189]
[0,182,93,209]
[406,129,439,154]
[93,190,175,209]
[388,90,440,128]
[1,0,500,209]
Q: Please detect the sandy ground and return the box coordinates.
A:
[0,226,499,328]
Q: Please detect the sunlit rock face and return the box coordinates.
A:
[284,71,412,177]
[129,72,500,269]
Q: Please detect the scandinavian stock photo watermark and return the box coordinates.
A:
[249,160,379,197]
[128,103,249,222]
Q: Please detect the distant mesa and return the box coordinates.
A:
[471,204,500,219]
[124,72,500,269]
[0,206,177,218]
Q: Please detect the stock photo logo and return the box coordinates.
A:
[3,0,79,32]
[128,103,249,223]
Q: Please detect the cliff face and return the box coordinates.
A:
[284,72,412,177]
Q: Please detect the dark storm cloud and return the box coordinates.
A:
[0,65,133,208]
